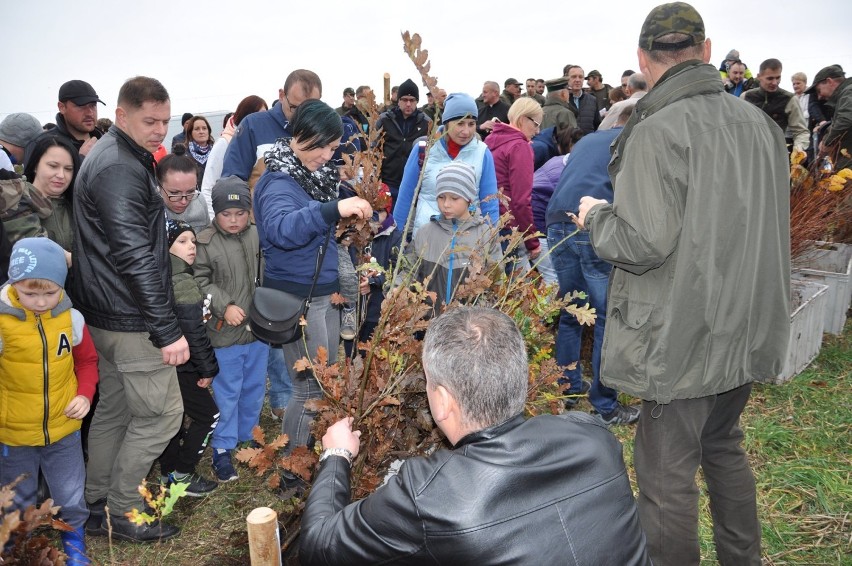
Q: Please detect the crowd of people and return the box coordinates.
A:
[0,0,849,563]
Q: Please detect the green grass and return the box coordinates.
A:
[78,325,852,564]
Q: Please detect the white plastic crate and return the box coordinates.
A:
[792,241,852,335]
[770,279,829,385]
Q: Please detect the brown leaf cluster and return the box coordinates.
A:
[1,478,67,564]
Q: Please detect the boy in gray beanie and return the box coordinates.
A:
[402,162,500,314]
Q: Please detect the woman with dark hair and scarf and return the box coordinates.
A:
[184,115,215,179]
[253,99,371,461]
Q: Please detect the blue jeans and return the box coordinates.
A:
[548,223,618,415]
[1,431,88,529]
[210,340,270,449]
[266,345,292,410]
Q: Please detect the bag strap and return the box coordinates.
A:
[305,228,333,305]
[255,227,333,303]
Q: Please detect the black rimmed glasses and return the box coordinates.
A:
[159,186,200,202]
[285,93,301,113]
[527,116,541,129]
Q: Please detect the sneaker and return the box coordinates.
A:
[270,407,285,421]
[340,306,357,341]
[564,380,591,409]
[165,471,218,497]
[212,450,238,482]
[591,404,641,426]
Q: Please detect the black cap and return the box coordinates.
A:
[504,78,522,87]
[585,70,602,80]
[180,112,194,125]
[343,87,355,96]
[58,80,105,105]
[805,65,845,94]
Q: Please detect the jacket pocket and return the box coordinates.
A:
[601,295,652,392]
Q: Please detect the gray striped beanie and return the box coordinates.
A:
[436,162,477,203]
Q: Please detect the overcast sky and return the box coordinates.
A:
[3,0,851,125]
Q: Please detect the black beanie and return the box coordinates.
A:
[166,219,194,249]
[397,79,419,101]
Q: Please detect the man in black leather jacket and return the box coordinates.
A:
[71,76,188,543]
[300,307,650,565]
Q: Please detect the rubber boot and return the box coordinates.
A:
[60,527,91,565]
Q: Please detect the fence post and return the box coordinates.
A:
[246,507,282,566]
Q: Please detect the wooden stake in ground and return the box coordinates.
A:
[246,507,282,566]
[383,73,391,107]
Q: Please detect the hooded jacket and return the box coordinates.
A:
[585,61,791,403]
[194,220,260,349]
[300,412,650,565]
[822,76,852,170]
[170,254,219,377]
[484,123,539,252]
[407,214,500,312]
[0,285,98,446]
[71,126,181,347]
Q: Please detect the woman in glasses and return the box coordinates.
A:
[156,147,210,232]
[484,97,544,271]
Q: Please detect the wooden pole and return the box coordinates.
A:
[246,507,282,566]
[383,73,391,107]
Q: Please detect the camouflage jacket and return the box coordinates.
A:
[0,177,51,244]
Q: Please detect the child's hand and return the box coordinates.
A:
[359,275,371,295]
[224,304,246,326]
[64,395,90,419]
[197,377,213,388]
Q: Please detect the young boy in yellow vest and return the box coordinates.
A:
[0,237,99,564]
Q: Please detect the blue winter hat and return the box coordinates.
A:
[441,93,478,125]
[8,237,68,287]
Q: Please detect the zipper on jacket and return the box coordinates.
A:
[36,314,50,445]
[446,221,458,304]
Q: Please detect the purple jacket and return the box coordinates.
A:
[531,155,567,233]
[484,123,538,251]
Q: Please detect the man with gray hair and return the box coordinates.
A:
[575,3,790,564]
[599,74,648,130]
[300,306,650,565]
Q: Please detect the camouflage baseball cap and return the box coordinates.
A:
[639,2,705,51]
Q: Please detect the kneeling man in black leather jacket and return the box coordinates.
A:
[301,306,650,565]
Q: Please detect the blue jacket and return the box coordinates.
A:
[393,136,500,235]
[222,107,291,180]
[253,170,341,297]
[545,128,620,227]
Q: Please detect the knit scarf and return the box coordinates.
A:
[188,141,211,165]
[264,139,339,203]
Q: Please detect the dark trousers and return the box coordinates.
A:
[159,372,219,475]
[634,383,760,566]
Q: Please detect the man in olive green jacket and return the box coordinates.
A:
[576,3,790,565]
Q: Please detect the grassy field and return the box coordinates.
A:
[78,326,852,565]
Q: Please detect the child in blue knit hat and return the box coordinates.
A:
[0,237,99,564]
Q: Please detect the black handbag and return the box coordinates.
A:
[248,229,332,345]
